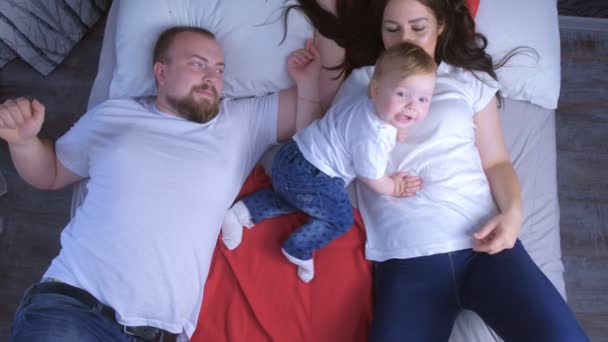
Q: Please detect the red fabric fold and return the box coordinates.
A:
[192,166,373,342]
[467,0,480,18]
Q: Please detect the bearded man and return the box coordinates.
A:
[3,26,321,342]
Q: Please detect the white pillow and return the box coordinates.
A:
[110,0,313,100]
[475,0,561,109]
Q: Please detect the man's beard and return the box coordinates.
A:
[167,84,220,124]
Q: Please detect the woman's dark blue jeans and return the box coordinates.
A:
[242,140,353,260]
[369,240,590,342]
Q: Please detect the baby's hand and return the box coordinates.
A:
[390,172,422,197]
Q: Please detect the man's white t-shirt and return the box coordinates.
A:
[44,94,277,339]
[336,63,500,261]
[294,97,397,184]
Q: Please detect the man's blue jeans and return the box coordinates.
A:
[242,140,354,260]
[369,240,590,342]
[10,285,142,342]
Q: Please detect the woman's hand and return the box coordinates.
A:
[473,209,523,255]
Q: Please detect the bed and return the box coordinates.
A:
[72,0,565,341]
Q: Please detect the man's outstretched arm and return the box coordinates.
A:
[276,39,323,142]
[0,98,83,190]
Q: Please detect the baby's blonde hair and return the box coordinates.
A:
[370,42,437,95]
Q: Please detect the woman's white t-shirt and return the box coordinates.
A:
[336,63,501,261]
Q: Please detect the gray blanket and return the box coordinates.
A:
[0,0,110,74]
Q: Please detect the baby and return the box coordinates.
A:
[222,42,436,282]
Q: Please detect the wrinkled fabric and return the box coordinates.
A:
[0,0,110,74]
[192,166,373,342]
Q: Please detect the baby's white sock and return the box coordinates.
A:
[281,248,314,283]
[221,201,253,250]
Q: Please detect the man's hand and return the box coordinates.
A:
[390,172,422,197]
[287,39,321,88]
[0,97,82,190]
[278,38,323,139]
[0,98,45,145]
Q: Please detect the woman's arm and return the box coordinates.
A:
[316,31,344,112]
[473,96,523,254]
[314,0,345,112]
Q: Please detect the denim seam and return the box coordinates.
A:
[448,253,464,309]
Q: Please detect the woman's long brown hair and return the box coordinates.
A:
[287,0,526,83]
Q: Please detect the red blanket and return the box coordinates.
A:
[468,0,479,18]
[192,166,373,342]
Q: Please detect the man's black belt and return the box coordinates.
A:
[27,281,179,342]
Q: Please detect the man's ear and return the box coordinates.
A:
[153,62,166,86]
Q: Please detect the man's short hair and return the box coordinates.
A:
[153,26,216,64]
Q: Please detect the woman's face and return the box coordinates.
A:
[382,0,444,57]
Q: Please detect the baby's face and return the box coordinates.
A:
[371,72,436,130]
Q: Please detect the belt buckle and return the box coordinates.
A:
[123,325,163,341]
[122,325,137,336]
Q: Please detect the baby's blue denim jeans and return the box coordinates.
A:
[242,140,353,260]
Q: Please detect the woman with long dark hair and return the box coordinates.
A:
[295,0,590,341]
